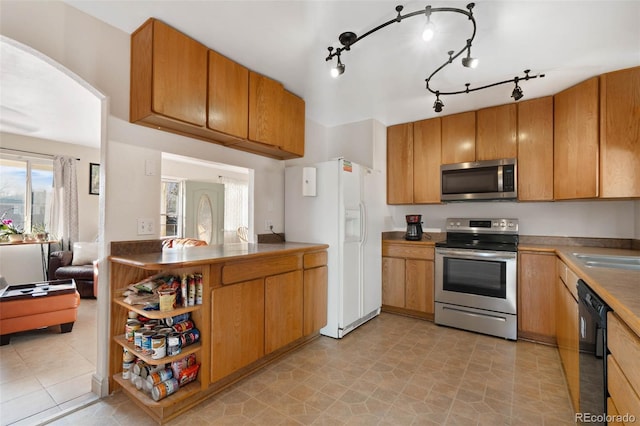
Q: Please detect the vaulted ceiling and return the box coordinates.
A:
[2,1,639,148]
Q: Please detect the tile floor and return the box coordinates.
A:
[48,313,575,425]
[0,299,97,426]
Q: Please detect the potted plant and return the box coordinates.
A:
[31,223,48,241]
[1,212,24,242]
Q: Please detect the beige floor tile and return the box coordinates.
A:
[0,388,58,425]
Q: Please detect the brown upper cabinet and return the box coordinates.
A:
[600,66,640,198]
[208,50,249,139]
[387,123,414,204]
[387,119,441,205]
[441,111,475,164]
[131,18,208,128]
[130,18,304,160]
[517,97,554,201]
[553,77,600,199]
[476,104,517,161]
[413,118,441,204]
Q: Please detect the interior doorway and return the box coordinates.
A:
[184,181,225,245]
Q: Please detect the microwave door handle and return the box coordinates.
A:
[497,165,504,192]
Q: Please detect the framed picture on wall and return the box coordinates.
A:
[89,163,100,195]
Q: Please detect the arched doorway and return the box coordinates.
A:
[0,35,108,423]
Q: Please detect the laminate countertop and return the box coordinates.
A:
[109,242,329,270]
[519,244,640,337]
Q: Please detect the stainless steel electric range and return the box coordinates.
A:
[434,218,519,340]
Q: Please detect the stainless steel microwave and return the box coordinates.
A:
[440,158,517,201]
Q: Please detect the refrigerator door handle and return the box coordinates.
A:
[360,202,367,245]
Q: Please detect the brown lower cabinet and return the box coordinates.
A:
[606,312,640,422]
[109,244,327,424]
[381,241,434,320]
[556,258,580,412]
[517,251,556,344]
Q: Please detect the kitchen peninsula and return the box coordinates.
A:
[108,241,328,424]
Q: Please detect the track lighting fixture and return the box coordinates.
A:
[511,78,524,100]
[325,3,545,113]
[461,39,478,68]
[433,92,444,113]
[422,6,435,42]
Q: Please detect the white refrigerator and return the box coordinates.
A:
[285,158,382,338]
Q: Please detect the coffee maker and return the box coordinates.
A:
[405,215,423,241]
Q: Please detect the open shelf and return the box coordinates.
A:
[113,373,201,408]
[114,335,201,366]
[114,296,201,320]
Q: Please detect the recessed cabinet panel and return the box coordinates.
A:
[517,252,556,343]
[441,111,476,164]
[517,97,554,201]
[387,123,414,204]
[476,104,517,161]
[280,90,305,157]
[265,270,303,354]
[600,66,640,198]
[207,50,248,138]
[249,72,284,147]
[413,118,441,204]
[554,77,599,199]
[152,20,207,126]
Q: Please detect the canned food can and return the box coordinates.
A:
[151,378,179,401]
[164,313,190,327]
[159,288,177,312]
[122,361,134,380]
[172,320,194,333]
[157,327,173,335]
[171,353,197,378]
[180,328,200,347]
[123,348,136,363]
[195,274,203,305]
[142,331,155,355]
[134,330,145,351]
[181,275,188,308]
[188,275,196,306]
[151,334,166,360]
[147,367,173,385]
[125,319,141,342]
[167,333,182,356]
[128,310,138,319]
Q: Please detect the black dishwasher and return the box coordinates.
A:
[578,279,611,425]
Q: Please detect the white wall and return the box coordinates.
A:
[0,133,100,284]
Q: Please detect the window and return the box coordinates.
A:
[0,156,53,234]
[161,179,182,237]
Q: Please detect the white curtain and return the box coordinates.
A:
[50,156,79,250]
[218,176,248,231]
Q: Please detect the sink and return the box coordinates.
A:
[573,253,640,271]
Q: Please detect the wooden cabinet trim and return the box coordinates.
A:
[608,312,640,398]
[382,242,434,260]
[608,355,640,420]
[222,254,302,284]
[304,251,328,269]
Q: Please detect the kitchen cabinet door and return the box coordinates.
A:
[249,71,284,148]
[476,104,517,161]
[600,66,640,198]
[211,278,265,382]
[131,18,208,127]
[517,97,554,201]
[387,123,414,204]
[556,260,579,412]
[441,111,476,164]
[554,77,599,199]
[207,50,248,138]
[382,257,405,308]
[265,270,303,354]
[303,266,328,336]
[517,251,555,343]
[280,90,306,157]
[405,259,434,315]
[413,118,441,204]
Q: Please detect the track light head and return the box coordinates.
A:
[422,7,435,42]
[461,40,478,68]
[510,77,523,100]
[511,83,523,101]
[330,56,345,78]
[433,93,444,113]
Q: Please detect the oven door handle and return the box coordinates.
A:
[436,248,516,261]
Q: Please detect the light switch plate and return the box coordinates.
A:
[137,218,154,235]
